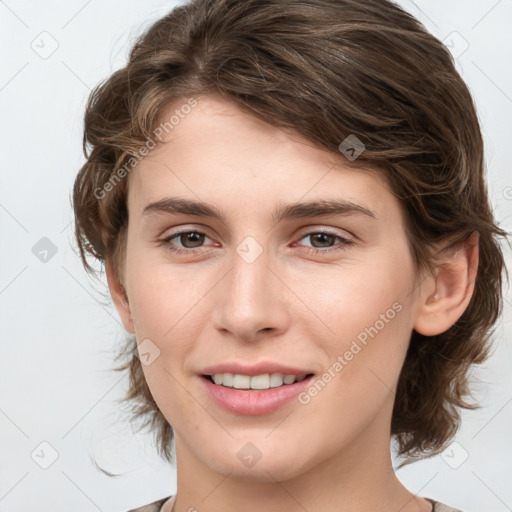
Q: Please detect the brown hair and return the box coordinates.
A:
[72,0,508,468]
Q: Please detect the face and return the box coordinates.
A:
[116,94,424,482]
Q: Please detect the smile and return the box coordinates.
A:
[201,373,316,415]
[206,372,311,390]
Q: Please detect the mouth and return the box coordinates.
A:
[200,372,316,415]
[198,361,318,415]
[201,372,315,390]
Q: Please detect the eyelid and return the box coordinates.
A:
[296,225,353,238]
[159,223,214,239]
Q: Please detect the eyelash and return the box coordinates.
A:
[158,229,354,256]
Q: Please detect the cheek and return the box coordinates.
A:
[129,280,199,429]
[314,255,410,337]
[125,251,196,340]
[308,251,414,388]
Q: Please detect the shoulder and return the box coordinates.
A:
[126,496,172,512]
[432,500,464,512]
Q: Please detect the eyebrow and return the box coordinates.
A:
[142,197,377,223]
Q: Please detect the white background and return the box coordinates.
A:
[1,1,511,511]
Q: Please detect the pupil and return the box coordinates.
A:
[312,233,333,247]
[182,232,204,248]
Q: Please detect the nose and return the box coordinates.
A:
[211,247,291,343]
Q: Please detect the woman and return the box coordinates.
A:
[72,0,507,511]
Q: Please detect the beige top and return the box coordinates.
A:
[126,495,463,511]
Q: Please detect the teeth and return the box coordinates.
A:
[223,373,234,386]
[283,374,296,385]
[210,373,308,390]
[251,374,270,389]
[212,374,224,385]
[233,374,251,389]
[269,373,284,388]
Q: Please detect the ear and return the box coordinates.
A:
[413,231,479,336]
[105,257,135,334]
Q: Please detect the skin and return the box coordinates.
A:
[106,94,479,512]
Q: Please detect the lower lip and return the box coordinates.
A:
[200,375,315,415]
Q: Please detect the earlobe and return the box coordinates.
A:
[413,232,479,337]
[105,257,135,334]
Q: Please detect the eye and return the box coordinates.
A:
[158,228,354,256]
[159,229,215,255]
[295,230,354,254]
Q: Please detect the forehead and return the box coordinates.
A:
[127,94,399,223]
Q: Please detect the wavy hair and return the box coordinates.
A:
[72,0,508,468]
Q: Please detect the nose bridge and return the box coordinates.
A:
[233,244,270,302]
[213,241,288,340]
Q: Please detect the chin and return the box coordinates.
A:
[202,441,313,483]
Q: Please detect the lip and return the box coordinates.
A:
[199,374,316,416]
[200,361,314,377]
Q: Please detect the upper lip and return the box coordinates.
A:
[200,361,315,377]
